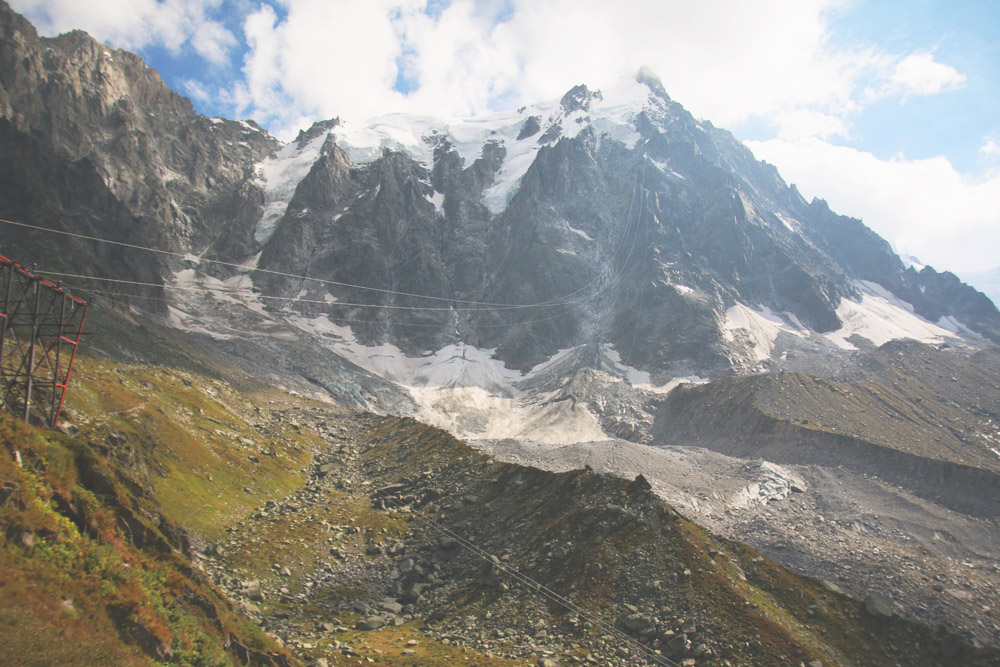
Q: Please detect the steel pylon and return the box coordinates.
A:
[0,254,88,429]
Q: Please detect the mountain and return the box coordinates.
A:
[5,0,996,440]
[249,73,1000,374]
[958,265,1000,310]
[5,314,996,666]
[2,0,997,378]
[2,2,1000,663]
[0,0,277,291]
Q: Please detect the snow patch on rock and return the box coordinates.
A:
[332,78,649,215]
[253,132,329,244]
[825,281,959,350]
[723,303,804,362]
[283,316,690,443]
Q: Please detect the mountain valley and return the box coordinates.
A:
[1,2,999,664]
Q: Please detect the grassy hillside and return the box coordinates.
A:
[0,413,293,666]
[2,313,998,665]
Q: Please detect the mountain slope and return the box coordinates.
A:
[2,0,997,381]
[5,308,997,665]
[0,0,277,290]
[3,2,1000,660]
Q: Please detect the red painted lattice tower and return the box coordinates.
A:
[0,254,88,429]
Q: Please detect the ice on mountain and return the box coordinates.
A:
[330,77,650,215]
[936,315,981,338]
[825,280,959,350]
[776,213,799,232]
[565,223,593,241]
[428,190,445,214]
[483,141,541,213]
[166,305,234,340]
[253,131,329,244]
[724,303,805,363]
[649,157,686,180]
[333,113,439,165]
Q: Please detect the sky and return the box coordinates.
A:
[9,0,1000,281]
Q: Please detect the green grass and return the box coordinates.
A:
[0,382,295,666]
[312,620,522,666]
[65,356,315,540]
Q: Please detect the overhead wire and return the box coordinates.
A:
[69,286,574,331]
[39,271,576,312]
[1,150,653,347]
[0,216,617,311]
[0,150,651,319]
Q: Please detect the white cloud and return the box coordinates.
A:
[498,0,860,128]
[12,1,991,280]
[981,136,1000,159]
[181,78,211,103]
[10,0,236,62]
[747,137,1000,273]
[226,0,969,145]
[14,1,970,146]
[773,109,849,140]
[231,0,412,137]
[886,52,966,99]
[192,19,238,65]
[257,0,857,133]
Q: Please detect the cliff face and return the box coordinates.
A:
[248,76,1000,373]
[0,0,277,291]
[2,0,998,377]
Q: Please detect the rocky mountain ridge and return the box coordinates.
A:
[6,313,997,665]
[2,2,1000,663]
[0,0,277,288]
[1,0,997,379]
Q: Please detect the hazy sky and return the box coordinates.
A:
[11,0,1000,277]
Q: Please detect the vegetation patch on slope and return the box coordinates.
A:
[65,355,317,540]
[0,414,292,666]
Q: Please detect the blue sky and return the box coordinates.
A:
[823,0,999,173]
[9,0,1000,279]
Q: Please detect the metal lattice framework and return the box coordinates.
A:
[0,254,88,429]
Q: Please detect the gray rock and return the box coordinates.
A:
[245,580,264,602]
[622,613,652,632]
[404,582,428,602]
[355,616,386,631]
[380,600,404,614]
[941,633,965,659]
[863,593,894,619]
